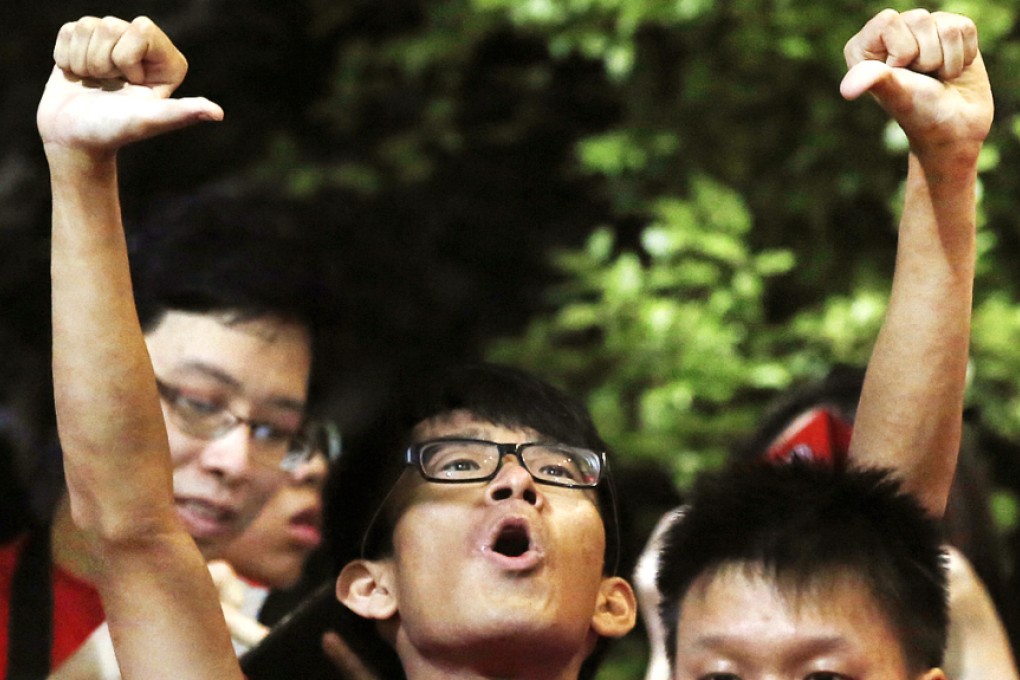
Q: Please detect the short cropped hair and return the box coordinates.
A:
[656,461,948,673]
[127,187,332,335]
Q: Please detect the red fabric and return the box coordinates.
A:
[0,533,106,675]
[764,407,853,465]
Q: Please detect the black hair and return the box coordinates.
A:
[127,187,333,336]
[656,461,948,673]
[323,362,621,679]
[328,361,619,571]
[734,365,1007,617]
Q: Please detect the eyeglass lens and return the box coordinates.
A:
[157,380,313,469]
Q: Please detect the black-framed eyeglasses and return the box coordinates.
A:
[359,436,619,574]
[406,438,604,488]
[155,378,330,471]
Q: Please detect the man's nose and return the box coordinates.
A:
[292,451,328,489]
[486,453,542,507]
[198,424,253,482]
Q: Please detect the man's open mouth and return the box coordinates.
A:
[492,521,531,558]
[481,516,544,571]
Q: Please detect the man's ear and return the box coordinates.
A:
[336,559,398,621]
[591,575,638,638]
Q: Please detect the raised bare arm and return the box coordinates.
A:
[39,15,239,679]
[843,9,992,517]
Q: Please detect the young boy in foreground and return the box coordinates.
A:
[657,461,949,680]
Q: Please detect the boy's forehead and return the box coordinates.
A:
[675,563,911,674]
[411,410,542,442]
[149,308,308,340]
[684,562,873,616]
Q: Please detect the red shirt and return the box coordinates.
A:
[0,533,106,674]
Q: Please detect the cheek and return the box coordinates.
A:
[165,425,200,469]
[246,467,285,511]
[556,502,607,564]
[389,503,472,608]
[393,502,462,566]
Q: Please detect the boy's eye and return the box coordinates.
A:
[699,674,740,680]
[538,463,579,481]
[250,422,296,443]
[175,393,222,416]
[440,458,482,472]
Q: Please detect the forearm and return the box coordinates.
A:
[99,535,244,680]
[850,150,977,516]
[49,148,177,540]
[42,16,239,679]
[49,150,241,680]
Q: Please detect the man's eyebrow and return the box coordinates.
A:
[693,634,850,658]
[171,361,306,412]
[174,362,241,389]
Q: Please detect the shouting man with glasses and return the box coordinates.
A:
[1,129,332,674]
[321,363,636,679]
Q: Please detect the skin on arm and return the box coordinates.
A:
[38,15,239,680]
[943,546,1020,680]
[48,624,119,680]
[842,9,993,517]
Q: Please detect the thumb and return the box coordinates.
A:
[840,60,896,101]
[840,60,935,126]
[223,606,269,649]
[130,96,224,139]
[207,558,244,609]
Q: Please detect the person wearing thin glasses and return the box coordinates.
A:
[10,107,331,676]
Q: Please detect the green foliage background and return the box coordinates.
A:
[479,0,1018,490]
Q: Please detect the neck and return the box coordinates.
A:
[51,494,103,582]
[395,633,588,680]
[401,661,583,680]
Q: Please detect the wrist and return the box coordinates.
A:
[44,144,118,182]
[908,140,982,186]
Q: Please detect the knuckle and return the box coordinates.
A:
[901,8,931,23]
[74,16,100,33]
[941,23,963,43]
[874,8,901,26]
[71,16,99,41]
[130,16,157,36]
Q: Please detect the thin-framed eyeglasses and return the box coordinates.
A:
[155,378,330,471]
